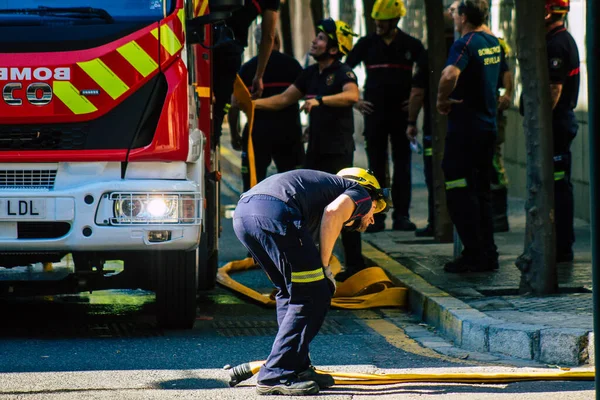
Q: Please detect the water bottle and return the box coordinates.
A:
[410,139,423,155]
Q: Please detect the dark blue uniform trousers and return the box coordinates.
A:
[553,112,578,256]
[442,130,497,263]
[233,194,333,384]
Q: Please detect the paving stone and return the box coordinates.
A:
[539,328,591,365]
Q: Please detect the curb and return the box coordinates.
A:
[219,146,592,366]
[362,241,593,366]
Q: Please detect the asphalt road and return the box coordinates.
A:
[0,181,594,399]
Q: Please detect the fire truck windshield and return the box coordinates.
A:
[0,1,175,23]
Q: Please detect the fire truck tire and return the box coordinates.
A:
[198,232,218,291]
[154,249,199,329]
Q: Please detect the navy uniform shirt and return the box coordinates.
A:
[445,31,503,133]
[346,31,424,103]
[412,50,432,137]
[242,169,373,239]
[546,25,580,124]
[227,0,280,48]
[239,50,303,134]
[294,61,358,155]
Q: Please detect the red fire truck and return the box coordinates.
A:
[0,0,236,328]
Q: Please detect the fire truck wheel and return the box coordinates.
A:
[153,249,199,329]
[197,232,218,291]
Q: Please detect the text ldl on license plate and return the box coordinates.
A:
[0,199,46,219]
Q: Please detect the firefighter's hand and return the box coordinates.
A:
[251,76,264,99]
[437,98,462,115]
[324,266,336,295]
[301,98,319,114]
[497,94,511,111]
[354,100,375,115]
[406,125,419,141]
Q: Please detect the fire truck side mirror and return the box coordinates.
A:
[186,0,243,45]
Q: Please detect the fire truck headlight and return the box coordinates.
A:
[109,193,200,225]
[147,198,170,217]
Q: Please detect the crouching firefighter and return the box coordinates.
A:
[232,168,390,395]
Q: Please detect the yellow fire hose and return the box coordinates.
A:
[224,360,594,387]
[226,77,595,387]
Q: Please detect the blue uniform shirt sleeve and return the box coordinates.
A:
[345,36,367,69]
[447,35,471,71]
[293,67,310,95]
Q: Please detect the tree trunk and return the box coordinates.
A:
[424,0,453,243]
[310,0,324,29]
[586,0,600,388]
[339,1,356,27]
[514,0,557,294]
[362,0,376,35]
[279,0,294,57]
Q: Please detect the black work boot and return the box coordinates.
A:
[297,366,335,389]
[415,224,434,237]
[256,379,319,396]
[393,217,416,231]
[444,255,479,273]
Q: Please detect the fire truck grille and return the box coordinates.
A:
[0,170,57,190]
[17,222,71,239]
[0,126,87,150]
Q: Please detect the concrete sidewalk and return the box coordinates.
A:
[219,125,593,367]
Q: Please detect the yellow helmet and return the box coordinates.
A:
[317,18,358,55]
[371,0,407,20]
[337,167,391,214]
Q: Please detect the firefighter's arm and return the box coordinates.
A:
[437,65,462,115]
[319,194,355,267]
[254,84,303,111]
[301,82,359,113]
[406,87,425,140]
[252,9,278,98]
[550,83,563,110]
[498,70,514,111]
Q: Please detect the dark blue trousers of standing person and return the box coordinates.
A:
[233,194,333,384]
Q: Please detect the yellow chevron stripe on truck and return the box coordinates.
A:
[117,41,159,78]
[53,81,98,115]
[151,25,182,56]
[77,58,129,100]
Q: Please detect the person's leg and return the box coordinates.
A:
[490,112,510,232]
[213,44,243,140]
[416,135,435,237]
[442,131,485,272]
[272,126,305,173]
[475,131,498,270]
[390,118,415,230]
[364,114,388,232]
[554,141,575,262]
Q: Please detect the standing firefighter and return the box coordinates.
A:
[212,0,280,139]
[437,0,502,273]
[544,0,580,262]
[254,19,368,280]
[229,28,305,191]
[346,0,424,232]
[233,168,389,395]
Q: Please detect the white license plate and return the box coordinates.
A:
[0,198,46,219]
